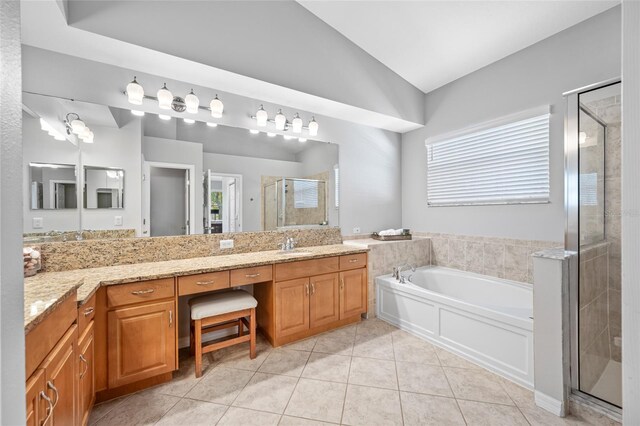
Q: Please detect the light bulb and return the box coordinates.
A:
[159,114,171,121]
[131,110,145,116]
[250,129,259,134]
[157,83,173,110]
[210,95,224,118]
[267,132,276,137]
[298,138,307,143]
[183,118,195,124]
[579,131,587,144]
[70,119,86,134]
[256,105,268,127]
[275,109,286,131]
[308,116,318,136]
[292,113,303,133]
[206,122,218,127]
[126,76,144,105]
[185,89,199,114]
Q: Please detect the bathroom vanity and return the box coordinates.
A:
[23,244,367,425]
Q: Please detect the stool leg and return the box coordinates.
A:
[237,319,243,337]
[190,321,195,356]
[249,308,256,359]
[195,319,203,378]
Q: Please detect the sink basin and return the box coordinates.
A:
[279,251,313,257]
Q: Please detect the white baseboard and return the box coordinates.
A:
[535,391,566,417]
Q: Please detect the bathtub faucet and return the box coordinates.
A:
[393,264,416,283]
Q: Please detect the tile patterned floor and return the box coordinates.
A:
[89,319,619,426]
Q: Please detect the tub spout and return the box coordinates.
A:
[395,264,416,282]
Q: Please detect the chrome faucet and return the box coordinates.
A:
[393,263,416,283]
[281,237,296,251]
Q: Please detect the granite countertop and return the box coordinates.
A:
[24,244,368,333]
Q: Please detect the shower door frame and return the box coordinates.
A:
[564,77,622,414]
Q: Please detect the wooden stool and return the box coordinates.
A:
[189,290,257,377]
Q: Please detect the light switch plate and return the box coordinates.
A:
[32,217,43,229]
[220,239,234,249]
[114,216,123,226]
[352,227,361,234]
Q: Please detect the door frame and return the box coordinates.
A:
[207,172,243,233]
[143,161,196,237]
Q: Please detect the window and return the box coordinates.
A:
[334,164,340,209]
[426,108,550,206]
[580,173,598,206]
[294,180,318,209]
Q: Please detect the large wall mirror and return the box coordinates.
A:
[22,93,339,242]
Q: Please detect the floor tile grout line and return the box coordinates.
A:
[339,354,354,425]
[498,379,533,426]
[434,345,469,426]
[279,349,312,419]
[391,331,406,425]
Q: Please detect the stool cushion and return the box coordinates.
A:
[189,290,258,320]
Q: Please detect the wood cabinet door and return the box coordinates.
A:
[78,322,95,426]
[108,300,176,388]
[41,325,78,426]
[340,269,367,319]
[309,273,340,328]
[26,369,46,426]
[275,278,310,338]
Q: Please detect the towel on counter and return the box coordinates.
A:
[378,229,404,236]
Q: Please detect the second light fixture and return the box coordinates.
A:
[252,105,319,136]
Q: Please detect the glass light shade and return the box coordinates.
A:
[267,132,276,137]
[71,119,86,134]
[292,113,303,133]
[206,122,218,127]
[183,118,195,124]
[275,110,286,131]
[256,105,268,127]
[79,126,91,140]
[126,77,144,105]
[210,95,223,118]
[185,89,199,114]
[82,130,94,144]
[157,83,173,110]
[250,129,259,134]
[131,110,145,116]
[159,114,171,121]
[298,138,307,143]
[308,117,319,136]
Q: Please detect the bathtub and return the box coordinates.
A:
[376,266,534,388]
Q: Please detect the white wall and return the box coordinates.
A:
[80,118,142,234]
[1,0,26,422]
[401,7,621,242]
[23,47,404,236]
[142,136,204,234]
[23,117,80,233]
[297,142,340,227]
[203,152,304,232]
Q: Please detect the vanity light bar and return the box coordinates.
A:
[249,112,319,136]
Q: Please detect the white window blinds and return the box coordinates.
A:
[334,165,340,209]
[426,108,550,206]
[294,180,319,209]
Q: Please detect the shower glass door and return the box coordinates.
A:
[567,81,622,410]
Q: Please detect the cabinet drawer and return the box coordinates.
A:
[275,257,339,282]
[107,278,175,308]
[78,292,97,334]
[230,265,273,286]
[178,271,230,296]
[339,253,367,270]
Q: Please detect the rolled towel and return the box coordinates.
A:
[378,229,395,236]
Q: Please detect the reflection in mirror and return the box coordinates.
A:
[264,178,328,229]
[83,167,125,209]
[204,172,242,233]
[29,163,78,210]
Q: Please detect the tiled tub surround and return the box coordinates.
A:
[418,232,561,284]
[38,227,342,272]
[24,243,367,332]
[344,237,431,314]
[87,318,618,426]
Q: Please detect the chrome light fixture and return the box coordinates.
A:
[126,76,144,105]
[292,113,303,133]
[256,105,268,127]
[210,95,224,118]
[64,113,94,143]
[308,116,318,137]
[274,109,286,131]
[185,89,199,114]
[157,83,173,110]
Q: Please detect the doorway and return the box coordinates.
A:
[143,162,195,237]
[203,171,242,234]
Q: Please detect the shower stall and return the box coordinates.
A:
[262,178,328,230]
[565,80,622,412]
